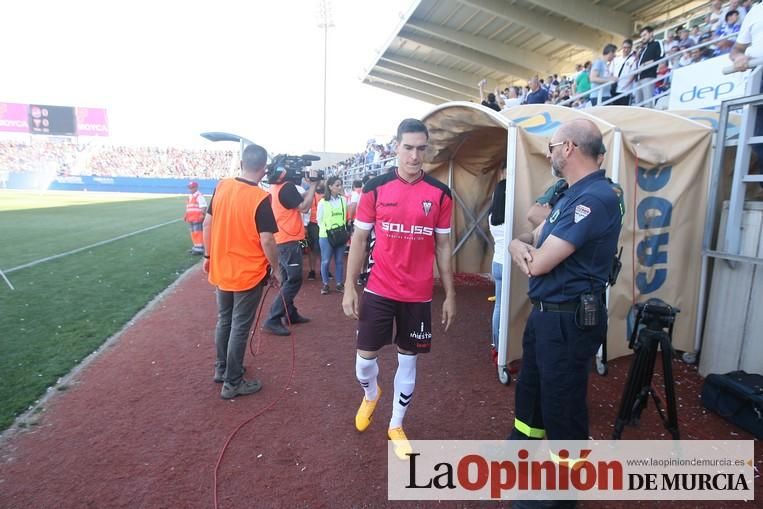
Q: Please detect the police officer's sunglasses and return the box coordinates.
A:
[548,140,577,153]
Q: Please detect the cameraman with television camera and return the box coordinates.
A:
[262,154,323,336]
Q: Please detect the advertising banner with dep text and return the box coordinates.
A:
[668,55,748,110]
[388,440,754,501]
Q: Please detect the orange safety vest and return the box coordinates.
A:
[270,183,305,244]
[184,191,205,223]
[310,192,322,224]
[208,178,270,292]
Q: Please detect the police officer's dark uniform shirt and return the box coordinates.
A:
[528,170,622,303]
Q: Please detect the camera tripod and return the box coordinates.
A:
[613,299,680,439]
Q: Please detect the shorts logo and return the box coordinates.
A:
[422,200,433,216]
[410,321,432,341]
[574,204,591,223]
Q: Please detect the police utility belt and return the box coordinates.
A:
[531,292,606,328]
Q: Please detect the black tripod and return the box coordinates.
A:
[613,299,680,439]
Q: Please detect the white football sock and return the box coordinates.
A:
[389,352,417,429]
[355,353,379,401]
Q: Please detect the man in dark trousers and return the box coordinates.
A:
[202,144,282,399]
[507,119,623,508]
[634,26,663,107]
[262,159,319,336]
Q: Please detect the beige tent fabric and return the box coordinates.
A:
[421,102,712,361]
[423,104,510,274]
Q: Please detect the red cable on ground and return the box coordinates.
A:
[213,286,295,509]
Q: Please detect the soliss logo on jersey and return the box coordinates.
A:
[422,200,433,216]
[549,208,560,223]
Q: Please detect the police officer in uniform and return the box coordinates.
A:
[507,119,623,509]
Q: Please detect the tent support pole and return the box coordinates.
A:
[497,124,518,382]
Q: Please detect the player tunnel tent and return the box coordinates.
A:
[586,106,713,364]
[419,102,713,379]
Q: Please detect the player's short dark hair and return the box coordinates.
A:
[242,144,268,171]
[352,179,362,189]
[396,118,429,142]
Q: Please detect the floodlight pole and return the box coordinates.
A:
[318,0,334,152]
[323,21,328,152]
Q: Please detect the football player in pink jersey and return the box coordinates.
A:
[343,118,456,460]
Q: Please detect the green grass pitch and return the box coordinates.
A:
[0,190,205,430]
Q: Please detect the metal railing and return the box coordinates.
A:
[558,32,737,109]
[690,61,763,365]
[340,156,396,190]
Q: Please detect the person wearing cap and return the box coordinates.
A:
[184,181,207,255]
[507,120,623,498]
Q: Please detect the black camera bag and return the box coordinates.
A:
[700,370,763,439]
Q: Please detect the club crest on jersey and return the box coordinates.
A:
[574,204,591,223]
[422,200,433,216]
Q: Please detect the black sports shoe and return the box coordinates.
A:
[289,314,311,324]
[263,320,290,336]
[307,270,316,280]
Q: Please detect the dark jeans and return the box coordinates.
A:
[266,241,304,323]
[610,94,632,106]
[215,282,265,385]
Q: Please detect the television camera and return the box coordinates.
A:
[266,154,323,185]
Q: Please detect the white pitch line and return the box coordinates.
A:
[0,268,15,290]
[4,218,183,274]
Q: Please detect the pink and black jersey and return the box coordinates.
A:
[354,168,452,302]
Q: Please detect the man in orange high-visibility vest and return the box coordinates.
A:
[184,181,207,255]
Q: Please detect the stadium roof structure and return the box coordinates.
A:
[362,0,706,104]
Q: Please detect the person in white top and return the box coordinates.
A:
[611,39,638,105]
[731,3,763,181]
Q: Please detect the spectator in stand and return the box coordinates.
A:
[525,76,549,104]
[677,28,696,50]
[612,39,638,105]
[708,0,725,32]
[723,0,747,23]
[717,10,743,54]
[668,45,682,68]
[590,44,618,106]
[634,26,664,108]
[655,61,672,95]
[573,61,592,101]
[478,79,502,111]
[501,86,523,110]
[558,86,572,104]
